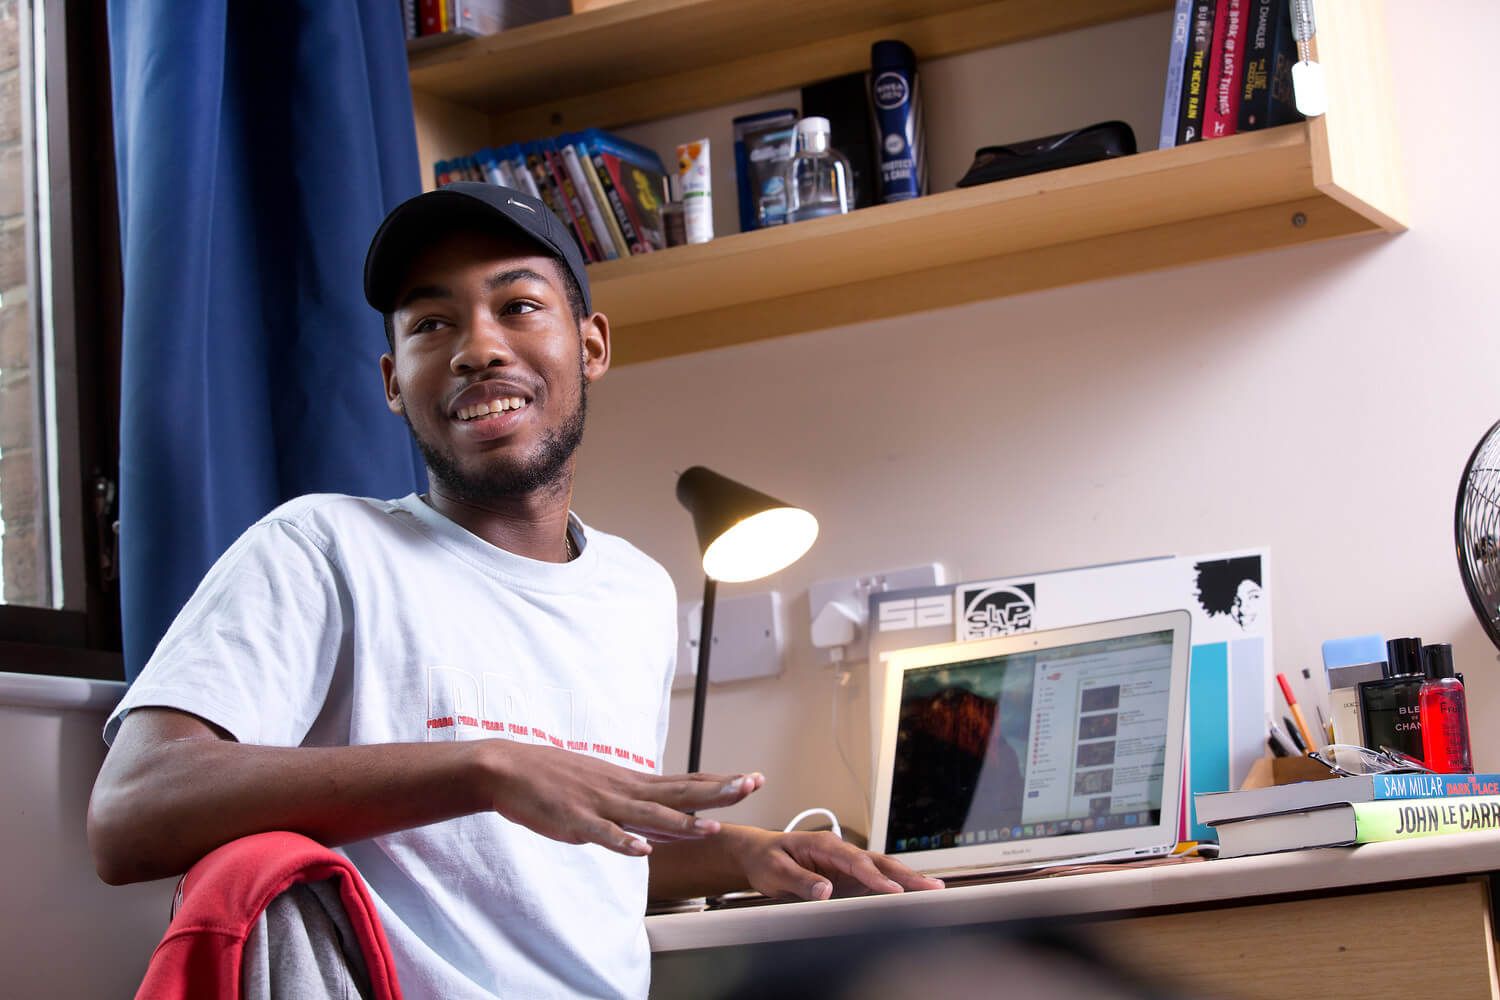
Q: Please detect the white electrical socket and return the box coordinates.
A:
[673,591,785,691]
[808,563,945,658]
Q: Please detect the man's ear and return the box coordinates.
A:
[380,353,404,414]
[582,312,611,382]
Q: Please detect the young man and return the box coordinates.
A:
[88,183,940,998]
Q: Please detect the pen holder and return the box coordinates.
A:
[1241,755,1336,790]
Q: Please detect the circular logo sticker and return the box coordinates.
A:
[884,133,905,156]
[872,71,909,110]
[961,585,1035,638]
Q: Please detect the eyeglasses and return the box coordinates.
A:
[1306,744,1434,777]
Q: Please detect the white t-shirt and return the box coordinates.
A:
[106,493,679,999]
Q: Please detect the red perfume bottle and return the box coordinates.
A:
[1420,644,1472,774]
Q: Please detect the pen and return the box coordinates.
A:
[1282,714,1307,753]
[1267,719,1294,757]
[1277,673,1319,754]
[1315,705,1334,745]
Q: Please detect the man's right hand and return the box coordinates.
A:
[88,707,763,884]
[481,740,763,856]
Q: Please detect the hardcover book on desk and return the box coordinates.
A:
[1196,771,1500,826]
[1214,795,1500,858]
[867,549,1271,841]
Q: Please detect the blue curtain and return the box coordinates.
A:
[109,1,427,679]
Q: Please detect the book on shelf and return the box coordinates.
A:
[582,138,648,256]
[1195,772,1500,827]
[1203,0,1250,140]
[559,133,629,260]
[431,130,671,259]
[1176,0,1217,144]
[581,131,670,254]
[405,0,570,44]
[520,141,581,257]
[1158,0,1195,149]
[1214,795,1500,859]
[1239,0,1304,131]
[1159,0,1304,147]
[543,140,607,262]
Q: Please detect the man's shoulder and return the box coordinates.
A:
[254,493,412,547]
[578,520,675,596]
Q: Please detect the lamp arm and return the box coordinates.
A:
[687,576,717,774]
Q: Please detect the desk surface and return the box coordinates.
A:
[647,831,1500,953]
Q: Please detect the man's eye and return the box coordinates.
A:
[503,300,540,315]
[410,317,446,334]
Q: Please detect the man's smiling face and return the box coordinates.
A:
[380,228,609,501]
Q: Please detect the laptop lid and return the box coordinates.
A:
[869,610,1191,875]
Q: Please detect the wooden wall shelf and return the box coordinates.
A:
[598,123,1395,365]
[409,0,1171,144]
[408,0,1407,367]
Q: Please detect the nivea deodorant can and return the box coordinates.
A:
[869,40,926,203]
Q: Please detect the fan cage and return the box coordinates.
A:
[1456,418,1500,652]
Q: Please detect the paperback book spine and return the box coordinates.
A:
[560,142,619,260]
[544,145,604,262]
[1204,0,1248,139]
[575,144,630,258]
[591,150,647,255]
[1176,0,1217,144]
[1240,0,1303,130]
[1263,0,1303,128]
[504,145,542,200]
[419,0,440,35]
[1158,0,1195,149]
[1355,795,1500,842]
[1237,0,1277,131]
[523,143,581,256]
[1372,773,1500,800]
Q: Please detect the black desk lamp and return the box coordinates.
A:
[676,466,818,773]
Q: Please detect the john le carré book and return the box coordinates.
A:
[1195,771,1500,827]
[1214,795,1500,859]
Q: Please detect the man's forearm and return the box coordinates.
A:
[88,712,493,885]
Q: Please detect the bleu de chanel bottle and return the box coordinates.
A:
[1357,637,1427,761]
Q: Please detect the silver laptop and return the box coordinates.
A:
[869,610,1191,878]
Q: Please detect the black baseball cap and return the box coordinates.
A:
[363,182,591,315]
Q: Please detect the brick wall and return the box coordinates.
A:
[0,0,44,606]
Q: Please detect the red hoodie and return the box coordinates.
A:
[134,831,403,999]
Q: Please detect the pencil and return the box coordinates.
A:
[1277,673,1319,754]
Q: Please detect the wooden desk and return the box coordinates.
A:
[649,833,1500,999]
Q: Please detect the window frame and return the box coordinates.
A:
[0,0,123,680]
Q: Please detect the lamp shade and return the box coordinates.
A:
[676,467,818,583]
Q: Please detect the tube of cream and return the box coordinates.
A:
[675,139,713,244]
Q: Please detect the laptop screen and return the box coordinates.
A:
[884,629,1175,855]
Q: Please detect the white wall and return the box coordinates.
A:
[584,0,1500,838]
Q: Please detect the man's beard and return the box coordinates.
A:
[407,359,588,502]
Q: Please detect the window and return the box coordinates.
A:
[0,0,122,675]
[0,0,44,607]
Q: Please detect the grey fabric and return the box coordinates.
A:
[241,880,373,1000]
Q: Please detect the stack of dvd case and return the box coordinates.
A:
[435,131,671,261]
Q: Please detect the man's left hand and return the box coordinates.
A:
[726,826,945,901]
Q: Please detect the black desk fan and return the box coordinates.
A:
[1457,419,1500,650]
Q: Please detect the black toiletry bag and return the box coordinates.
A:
[955,121,1137,187]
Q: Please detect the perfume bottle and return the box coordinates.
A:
[784,117,853,223]
[1420,643,1473,774]
[1357,637,1427,761]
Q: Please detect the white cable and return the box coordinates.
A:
[783,807,842,840]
